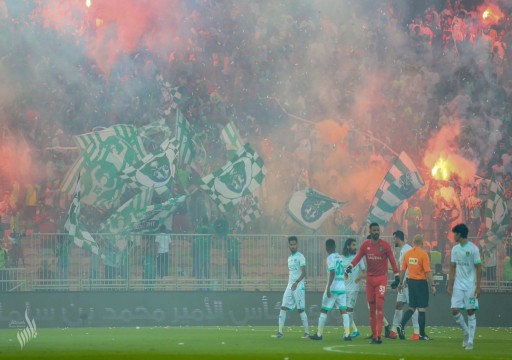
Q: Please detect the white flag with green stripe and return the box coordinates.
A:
[61,125,147,211]
[221,122,244,151]
[130,194,189,233]
[64,175,103,258]
[485,181,509,237]
[287,188,345,230]
[175,110,195,166]
[100,188,154,234]
[366,151,424,227]
[200,144,266,212]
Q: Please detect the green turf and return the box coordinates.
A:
[1,326,511,359]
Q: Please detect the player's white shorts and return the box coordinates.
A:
[346,290,359,309]
[321,292,347,312]
[396,286,409,304]
[282,287,306,311]
[451,288,479,310]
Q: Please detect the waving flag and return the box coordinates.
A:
[120,138,177,195]
[287,188,345,230]
[60,125,147,211]
[130,195,189,233]
[235,194,262,232]
[100,188,154,234]
[485,181,509,237]
[64,175,103,258]
[200,144,265,212]
[175,110,195,166]
[221,122,244,151]
[366,151,424,227]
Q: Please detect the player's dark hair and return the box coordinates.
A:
[342,238,356,257]
[366,234,371,239]
[326,238,336,250]
[369,222,380,229]
[452,223,469,238]
[288,236,298,243]
[393,230,405,241]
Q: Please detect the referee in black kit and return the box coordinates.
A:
[397,234,436,340]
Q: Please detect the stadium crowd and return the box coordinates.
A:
[1,0,512,285]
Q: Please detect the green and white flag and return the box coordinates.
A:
[366,151,424,227]
[235,194,262,232]
[61,125,147,211]
[64,175,103,258]
[120,138,177,195]
[221,122,244,151]
[175,110,195,166]
[287,188,345,230]
[100,188,154,234]
[130,195,189,233]
[200,143,266,212]
[485,181,509,237]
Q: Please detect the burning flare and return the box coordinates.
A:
[431,157,450,181]
[86,0,91,8]
[481,4,504,26]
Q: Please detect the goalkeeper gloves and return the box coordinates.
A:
[344,264,353,277]
[390,275,400,289]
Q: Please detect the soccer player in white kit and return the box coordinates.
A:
[340,238,366,338]
[448,223,482,351]
[273,236,310,338]
[310,239,351,341]
[388,230,420,340]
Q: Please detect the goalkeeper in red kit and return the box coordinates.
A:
[345,223,400,344]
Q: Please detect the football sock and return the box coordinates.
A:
[383,315,389,327]
[393,309,403,327]
[369,302,377,338]
[418,311,426,336]
[348,311,358,332]
[468,314,476,344]
[400,308,414,328]
[317,312,327,336]
[412,309,420,334]
[453,312,469,333]
[278,310,286,333]
[300,311,309,334]
[342,313,350,336]
[375,297,384,338]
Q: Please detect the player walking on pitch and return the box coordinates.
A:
[448,223,482,350]
[345,223,400,344]
[340,238,366,338]
[273,236,310,338]
[388,230,420,340]
[310,239,351,341]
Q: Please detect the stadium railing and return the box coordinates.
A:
[0,233,509,293]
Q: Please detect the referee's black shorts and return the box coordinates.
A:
[406,278,429,308]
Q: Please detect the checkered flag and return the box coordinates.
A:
[366,151,424,227]
[156,74,185,115]
[64,175,103,258]
[200,144,266,212]
[235,194,262,232]
[485,181,509,237]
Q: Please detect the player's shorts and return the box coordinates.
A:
[396,285,409,304]
[321,292,347,311]
[407,279,429,308]
[281,287,306,311]
[366,274,388,303]
[346,290,359,309]
[451,287,479,311]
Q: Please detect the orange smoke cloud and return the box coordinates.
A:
[423,121,477,184]
[40,0,182,74]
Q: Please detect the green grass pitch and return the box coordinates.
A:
[1,326,511,359]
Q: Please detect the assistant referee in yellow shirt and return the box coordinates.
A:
[397,234,436,340]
